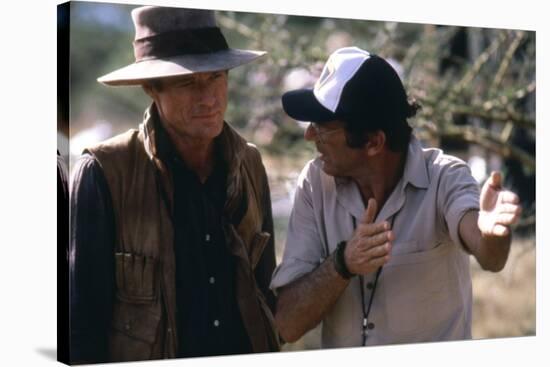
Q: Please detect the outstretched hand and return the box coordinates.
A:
[477,171,522,237]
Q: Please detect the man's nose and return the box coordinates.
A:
[195,84,217,108]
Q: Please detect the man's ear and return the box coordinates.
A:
[142,82,156,100]
[365,130,386,157]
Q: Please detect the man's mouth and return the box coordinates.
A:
[193,111,219,119]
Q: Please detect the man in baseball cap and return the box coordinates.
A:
[69,6,278,363]
[271,47,521,347]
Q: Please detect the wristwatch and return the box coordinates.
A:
[333,241,354,279]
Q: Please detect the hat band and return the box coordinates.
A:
[133,27,229,61]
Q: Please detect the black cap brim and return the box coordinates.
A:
[281,89,337,123]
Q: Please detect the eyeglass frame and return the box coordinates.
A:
[308,122,344,144]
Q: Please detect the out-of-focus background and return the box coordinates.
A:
[59,1,536,350]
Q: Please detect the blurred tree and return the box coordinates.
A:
[217,13,535,229]
[68,3,535,229]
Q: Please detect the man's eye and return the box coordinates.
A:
[176,80,193,87]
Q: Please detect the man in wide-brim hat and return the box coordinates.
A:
[69,6,279,364]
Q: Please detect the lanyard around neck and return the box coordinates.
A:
[352,213,396,345]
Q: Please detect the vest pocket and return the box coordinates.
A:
[114,252,158,303]
[109,252,162,361]
[109,298,162,362]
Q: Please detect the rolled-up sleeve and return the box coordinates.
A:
[437,161,480,248]
[270,162,324,291]
[69,154,116,363]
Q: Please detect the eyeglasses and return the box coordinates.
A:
[308,122,343,144]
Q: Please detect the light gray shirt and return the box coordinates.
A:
[270,136,480,347]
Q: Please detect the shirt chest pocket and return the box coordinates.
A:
[379,241,462,341]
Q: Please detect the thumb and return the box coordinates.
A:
[486,171,502,190]
[480,171,502,210]
[361,198,378,224]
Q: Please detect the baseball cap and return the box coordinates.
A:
[282,47,411,127]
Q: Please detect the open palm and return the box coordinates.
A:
[478,171,522,237]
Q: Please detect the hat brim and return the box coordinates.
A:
[281,89,337,123]
[98,49,266,86]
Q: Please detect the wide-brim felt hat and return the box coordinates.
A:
[98,6,266,86]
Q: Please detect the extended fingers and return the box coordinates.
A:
[361,230,394,250]
[494,199,522,226]
[364,242,392,258]
[499,191,520,205]
[497,203,522,215]
[357,221,390,237]
[495,212,521,226]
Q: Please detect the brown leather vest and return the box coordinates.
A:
[85,107,279,362]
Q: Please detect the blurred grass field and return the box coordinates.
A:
[471,236,535,339]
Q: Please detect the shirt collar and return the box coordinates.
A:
[402,135,429,189]
[334,135,429,188]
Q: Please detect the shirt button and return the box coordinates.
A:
[209,276,216,284]
[167,327,172,334]
[124,322,131,331]
[213,319,220,327]
[205,234,211,242]
[367,322,375,330]
[366,282,374,290]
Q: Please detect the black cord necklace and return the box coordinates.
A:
[353,214,396,345]
[322,206,398,345]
